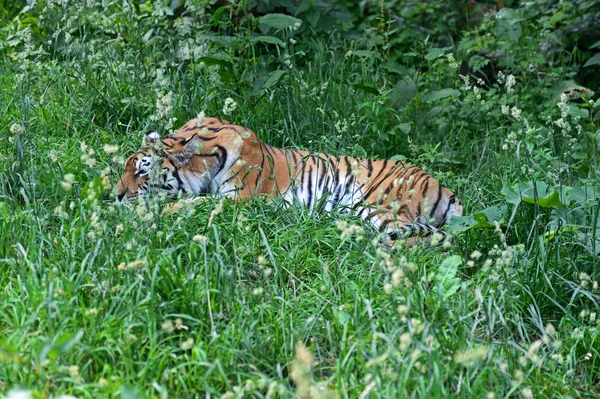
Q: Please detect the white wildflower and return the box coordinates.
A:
[506,74,516,93]
[103,144,119,153]
[222,97,237,115]
[10,123,25,135]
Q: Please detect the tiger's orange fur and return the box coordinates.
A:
[117,117,462,245]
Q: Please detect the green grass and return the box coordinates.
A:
[1,1,600,398]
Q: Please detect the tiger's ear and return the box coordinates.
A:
[177,134,198,152]
[144,130,161,145]
[165,134,199,167]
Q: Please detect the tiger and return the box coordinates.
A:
[116,116,462,246]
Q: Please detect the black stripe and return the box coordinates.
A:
[420,179,430,197]
[317,157,327,191]
[290,150,299,166]
[263,145,276,171]
[171,167,186,194]
[440,195,457,223]
[409,171,428,189]
[213,145,228,175]
[256,144,266,188]
[307,166,313,210]
[429,184,443,218]
[398,204,413,220]
[361,162,397,203]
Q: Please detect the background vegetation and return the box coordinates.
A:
[1,0,600,397]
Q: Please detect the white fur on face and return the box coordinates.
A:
[135,155,154,177]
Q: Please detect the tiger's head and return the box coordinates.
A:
[115,130,184,203]
[116,117,252,203]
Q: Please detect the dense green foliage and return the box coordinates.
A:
[1,0,600,398]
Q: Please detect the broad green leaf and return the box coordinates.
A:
[391,78,416,107]
[496,8,523,43]
[295,0,311,15]
[422,89,461,102]
[503,181,564,208]
[390,154,407,162]
[563,186,599,205]
[425,48,444,60]
[424,46,452,61]
[352,84,379,95]
[446,206,507,233]
[583,53,600,68]
[397,122,412,134]
[263,70,286,89]
[259,13,302,30]
[568,105,589,118]
[252,36,285,47]
[418,106,443,124]
[197,55,233,69]
[381,62,411,76]
[519,182,563,207]
[435,255,462,300]
[446,215,476,233]
[472,205,507,228]
[501,184,523,205]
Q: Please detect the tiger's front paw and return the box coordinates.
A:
[162,197,208,216]
[162,202,184,215]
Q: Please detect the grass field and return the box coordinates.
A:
[1,1,600,398]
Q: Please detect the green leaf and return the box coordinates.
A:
[422,89,461,102]
[252,36,285,47]
[381,62,411,76]
[501,184,523,206]
[496,8,523,43]
[446,206,507,233]
[520,182,562,207]
[446,215,477,233]
[583,53,600,68]
[435,255,462,300]
[563,186,599,205]
[390,78,416,107]
[352,84,379,95]
[568,105,589,118]
[259,13,302,30]
[473,205,507,228]
[424,46,452,61]
[397,122,412,134]
[503,181,564,208]
[295,0,312,15]
[263,70,286,89]
[418,106,443,124]
[390,154,407,162]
